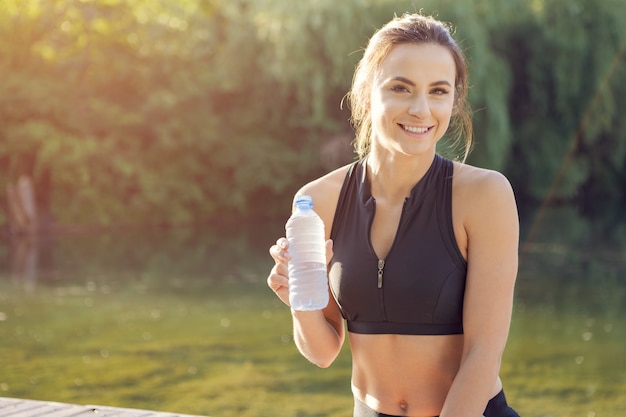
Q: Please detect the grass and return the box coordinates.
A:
[502,305,626,417]
[1,265,625,417]
[0,277,354,417]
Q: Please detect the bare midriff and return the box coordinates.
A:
[349,332,499,417]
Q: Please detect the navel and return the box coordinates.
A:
[398,400,408,412]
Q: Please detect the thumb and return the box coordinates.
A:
[325,239,334,265]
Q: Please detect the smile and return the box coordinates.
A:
[401,124,430,134]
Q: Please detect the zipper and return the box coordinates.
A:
[369,197,407,321]
[377,259,387,321]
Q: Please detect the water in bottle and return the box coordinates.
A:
[285,195,329,311]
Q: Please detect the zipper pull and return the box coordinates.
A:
[377,259,385,288]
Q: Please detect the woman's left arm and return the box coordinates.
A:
[440,169,519,417]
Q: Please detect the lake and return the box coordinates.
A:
[0,207,624,417]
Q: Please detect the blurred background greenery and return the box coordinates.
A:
[1,0,625,232]
[0,212,625,417]
[1,1,626,416]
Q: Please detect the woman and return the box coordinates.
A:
[267,12,520,417]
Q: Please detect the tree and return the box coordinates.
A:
[1,0,624,230]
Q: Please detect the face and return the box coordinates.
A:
[369,43,456,158]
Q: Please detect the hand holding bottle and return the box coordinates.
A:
[284,196,329,310]
[267,236,333,308]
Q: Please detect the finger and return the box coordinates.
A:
[277,237,288,249]
[269,240,291,263]
[267,272,288,292]
[269,244,280,260]
[325,239,334,264]
[269,244,283,261]
[277,262,288,276]
[267,271,291,306]
[268,261,289,283]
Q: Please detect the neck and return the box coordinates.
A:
[366,151,436,203]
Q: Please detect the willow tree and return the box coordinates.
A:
[498,0,626,226]
[0,0,378,227]
[1,0,624,229]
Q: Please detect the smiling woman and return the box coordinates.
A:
[267,12,521,417]
[349,13,473,163]
[370,43,456,160]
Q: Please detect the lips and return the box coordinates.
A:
[400,124,431,134]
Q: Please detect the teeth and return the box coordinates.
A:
[403,125,429,134]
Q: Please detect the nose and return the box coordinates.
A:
[408,93,429,118]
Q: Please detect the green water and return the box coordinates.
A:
[0,211,625,417]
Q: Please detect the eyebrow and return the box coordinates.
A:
[391,76,452,87]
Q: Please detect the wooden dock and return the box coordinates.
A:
[0,398,208,417]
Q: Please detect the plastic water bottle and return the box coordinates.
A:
[285,195,329,311]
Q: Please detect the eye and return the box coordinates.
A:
[390,84,410,93]
[431,87,450,95]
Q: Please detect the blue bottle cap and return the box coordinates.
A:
[295,195,313,209]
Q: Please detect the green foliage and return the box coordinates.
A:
[494,0,626,210]
[0,0,625,227]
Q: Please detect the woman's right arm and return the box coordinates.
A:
[267,168,348,368]
[268,237,345,368]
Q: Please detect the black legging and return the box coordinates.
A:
[353,389,521,417]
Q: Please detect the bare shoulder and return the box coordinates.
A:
[294,163,353,233]
[452,162,516,209]
[451,162,519,253]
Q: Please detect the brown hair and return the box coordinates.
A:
[347,13,472,160]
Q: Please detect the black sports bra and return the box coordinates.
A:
[328,155,467,335]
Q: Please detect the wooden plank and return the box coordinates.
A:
[0,399,50,416]
[16,405,89,417]
[0,398,90,417]
[0,399,207,417]
[31,406,92,417]
[88,409,154,417]
[87,406,203,417]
